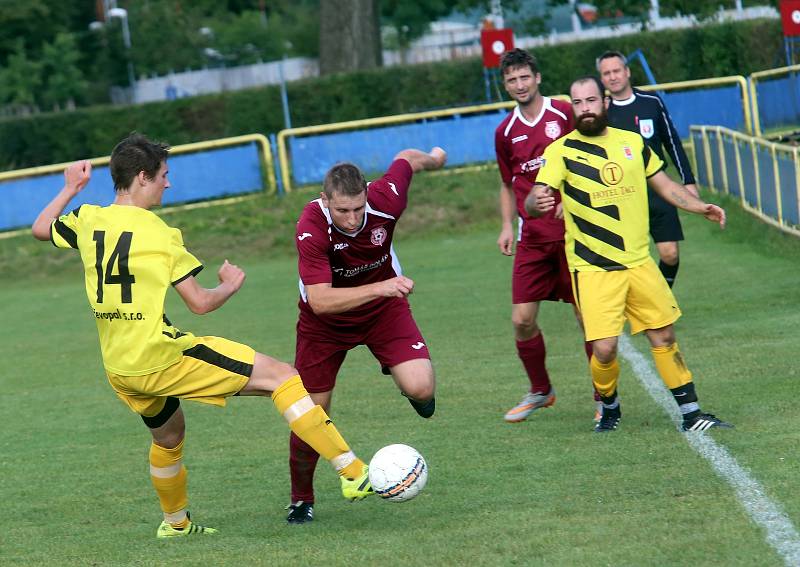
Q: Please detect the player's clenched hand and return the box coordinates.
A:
[218,259,246,292]
[497,227,514,256]
[703,204,726,229]
[430,147,447,169]
[64,160,92,195]
[524,184,555,217]
[377,276,414,298]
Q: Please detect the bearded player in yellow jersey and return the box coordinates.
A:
[526,77,732,433]
[31,133,373,538]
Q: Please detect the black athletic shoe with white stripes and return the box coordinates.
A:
[286,501,314,524]
[682,413,734,432]
[594,406,621,433]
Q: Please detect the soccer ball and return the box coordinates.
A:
[368,444,428,502]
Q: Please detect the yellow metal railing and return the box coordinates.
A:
[691,124,800,236]
[277,77,752,192]
[277,100,517,193]
[749,63,800,137]
[639,75,752,135]
[0,133,276,194]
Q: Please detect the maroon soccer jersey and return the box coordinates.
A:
[296,159,413,326]
[495,97,574,244]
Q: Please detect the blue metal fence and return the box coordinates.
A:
[288,110,506,185]
[692,125,800,235]
[0,142,265,231]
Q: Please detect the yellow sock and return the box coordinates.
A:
[149,439,188,528]
[651,343,693,389]
[590,355,620,398]
[272,375,365,479]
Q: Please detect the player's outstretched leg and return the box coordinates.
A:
[270,374,373,501]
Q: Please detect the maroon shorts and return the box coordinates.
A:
[295,297,430,393]
[512,241,574,305]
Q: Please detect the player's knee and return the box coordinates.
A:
[250,353,298,395]
[402,378,435,402]
[511,314,538,337]
[659,247,679,265]
[143,398,185,448]
[593,343,617,363]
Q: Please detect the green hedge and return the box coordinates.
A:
[0,18,783,170]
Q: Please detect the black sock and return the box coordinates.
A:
[671,382,699,420]
[659,259,679,288]
[406,396,435,418]
[599,391,620,416]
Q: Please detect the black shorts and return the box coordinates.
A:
[648,188,684,243]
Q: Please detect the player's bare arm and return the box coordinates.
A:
[648,171,725,228]
[524,183,556,218]
[174,259,245,314]
[32,160,92,240]
[394,147,447,173]
[497,181,516,256]
[306,276,415,315]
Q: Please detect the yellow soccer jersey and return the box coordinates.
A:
[51,204,202,376]
[537,126,664,272]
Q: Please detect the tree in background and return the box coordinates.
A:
[0,40,42,115]
[319,0,382,75]
[40,33,88,111]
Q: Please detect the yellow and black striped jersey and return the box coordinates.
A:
[51,204,202,376]
[537,126,664,271]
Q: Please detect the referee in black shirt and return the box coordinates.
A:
[597,50,698,288]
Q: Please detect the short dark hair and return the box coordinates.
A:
[323,163,367,198]
[570,76,606,99]
[500,48,540,76]
[110,132,170,192]
[595,50,628,72]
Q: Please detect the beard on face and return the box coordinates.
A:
[575,108,609,136]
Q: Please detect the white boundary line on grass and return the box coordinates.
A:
[619,334,800,566]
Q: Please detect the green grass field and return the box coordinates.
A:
[2,169,799,566]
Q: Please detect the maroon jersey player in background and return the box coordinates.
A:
[494,48,597,423]
[286,146,447,524]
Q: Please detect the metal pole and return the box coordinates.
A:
[279,55,292,130]
[109,8,136,103]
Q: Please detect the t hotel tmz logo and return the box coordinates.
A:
[601,162,623,186]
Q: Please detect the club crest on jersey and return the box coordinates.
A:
[370,227,387,246]
[623,146,633,160]
[639,119,654,139]
[544,121,561,140]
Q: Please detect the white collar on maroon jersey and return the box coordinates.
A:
[513,96,552,128]
[612,93,636,106]
[314,198,396,238]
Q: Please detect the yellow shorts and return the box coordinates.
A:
[106,336,255,417]
[571,259,682,341]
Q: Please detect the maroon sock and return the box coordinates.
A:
[289,432,321,503]
[584,341,602,401]
[516,333,551,394]
[584,341,593,361]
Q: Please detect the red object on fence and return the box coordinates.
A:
[780,0,800,37]
[480,28,514,68]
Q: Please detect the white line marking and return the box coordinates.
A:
[619,334,800,566]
